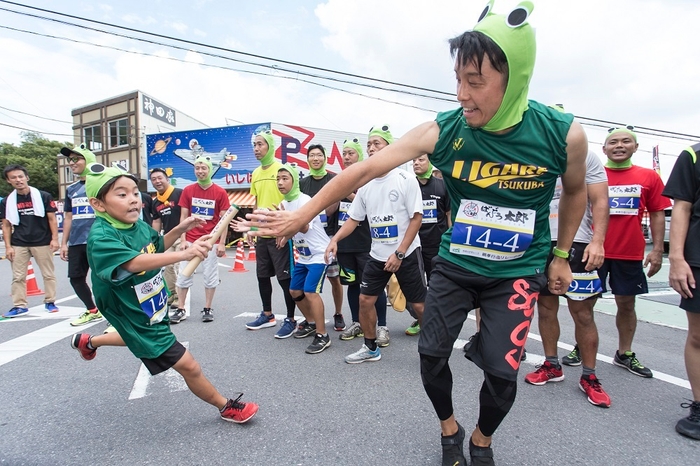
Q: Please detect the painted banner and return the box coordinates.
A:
[146,122,363,191]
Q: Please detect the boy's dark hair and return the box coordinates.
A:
[96,174,139,201]
[449,31,508,76]
[4,164,29,180]
[149,168,169,178]
[307,144,326,157]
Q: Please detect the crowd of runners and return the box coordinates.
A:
[1,2,698,465]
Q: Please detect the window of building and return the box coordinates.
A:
[83,125,103,152]
[109,119,129,148]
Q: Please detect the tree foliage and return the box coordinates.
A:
[0,132,69,199]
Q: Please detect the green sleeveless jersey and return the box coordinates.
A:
[431,100,573,278]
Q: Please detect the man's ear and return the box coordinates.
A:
[89,197,106,213]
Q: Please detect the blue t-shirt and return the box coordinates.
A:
[64,181,96,246]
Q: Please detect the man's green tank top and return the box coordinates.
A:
[431,100,573,278]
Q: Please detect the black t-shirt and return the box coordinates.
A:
[299,172,339,236]
[663,144,700,267]
[0,190,57,247]
[337,195,372,254]
[152,187,183,234]
[417,175,451,250]
[141,193,155,226]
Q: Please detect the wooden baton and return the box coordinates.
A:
[180,203,240,278]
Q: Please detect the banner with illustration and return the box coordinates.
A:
[146,123,362,191]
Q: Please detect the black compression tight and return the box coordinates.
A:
[478,372,517,437]
[420,354,454,421]
[70,276,95,309]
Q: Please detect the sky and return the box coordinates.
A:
[0,0,699,180]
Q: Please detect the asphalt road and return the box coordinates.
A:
[0,252,697,465]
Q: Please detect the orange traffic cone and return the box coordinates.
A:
[229,241,248,272]
[293,246,299,264]
[246,241,256,261]
[26,261,44,296]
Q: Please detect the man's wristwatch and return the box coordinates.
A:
[394,250,406,260]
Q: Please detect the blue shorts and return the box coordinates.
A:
[290,262,327,293]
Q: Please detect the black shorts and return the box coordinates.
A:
[68,244,90,278]
[141,340,186,376]
[337,251,369,286]
[418,256,546,381]
[540,242,602,301]
[597,258,648,296]
[359,249,427,303]
[256,237,292,280]
[680,267,700,313]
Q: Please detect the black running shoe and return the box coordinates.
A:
[613,350,653,378]
[676,400,700,440]
[305,333,331,354]
[562,345,582,366]
[333,313,346,331]
[202,308,214,322]
[294,320,317,339]
[170,308,187,324]
[441,423,467,466]
[469,437,494,466]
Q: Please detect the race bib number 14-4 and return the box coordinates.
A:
[450,199,535,261]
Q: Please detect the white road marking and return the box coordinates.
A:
[128,341,189,400]
[1,304,88,322]
[0,307,103,367]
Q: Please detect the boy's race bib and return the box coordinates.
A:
[134,271,168,325]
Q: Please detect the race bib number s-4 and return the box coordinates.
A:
[450,199,535,261]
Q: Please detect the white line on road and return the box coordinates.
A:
[128,341,189,400]
[0,307,103,367]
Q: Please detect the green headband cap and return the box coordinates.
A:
[605,127,638,143]
[472,0,536,132]
[255,131,276,166]
[342,138,364,162]
[307,147,327,177]
[61,142,97,176]
[194,156,214,186]
[85,163,139,229]
[278,163,300,202]
[368,124,394,145]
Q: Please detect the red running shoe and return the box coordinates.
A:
[524,360,565,386]
[579,374,611,408]
[220,393,259,424]
[70,333,96,361]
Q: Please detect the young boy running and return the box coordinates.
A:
[279,164,332,353]
[70,163,258,423]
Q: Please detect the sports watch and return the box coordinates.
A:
[394,250,406,260]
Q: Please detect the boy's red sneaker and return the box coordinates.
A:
[70,333,96,361]
[220,393,259,424]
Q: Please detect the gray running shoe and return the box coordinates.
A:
[345,344,381,364]
[562,345,581,366]
[294,320,317,339]
[340,322,364,341]
[376,326,390,347]
[170,308,187,324]
[613,351,653,378]
[202,308,214,322]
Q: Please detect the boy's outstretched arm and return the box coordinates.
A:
[122,234,212,274]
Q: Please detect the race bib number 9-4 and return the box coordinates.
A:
[609,185,641,216]
[450,199,535,261]
[566,271,603,301]
[134,271,168,325]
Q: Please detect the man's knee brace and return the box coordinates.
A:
[293,292,306,302]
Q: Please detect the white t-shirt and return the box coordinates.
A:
[347,168,423,262]
[282,193,330,265]
[549,151,607,243]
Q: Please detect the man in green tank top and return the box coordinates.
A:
[248,2,588,465]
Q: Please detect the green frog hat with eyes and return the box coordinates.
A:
[472,0,536,132]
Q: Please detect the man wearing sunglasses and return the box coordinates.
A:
[60,144,103,326]
[599,126,671,378]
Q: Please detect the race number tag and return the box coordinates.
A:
[320,210,328,228]
[134,271,168,325]
[191,197,215,220]
[549,180,562,234]
[369,215,399,244]
[337,201,352,226]
[566,271,603,301]
[71,196,95,220]
[609,185,641,216]
[450,199,535,261]
[294,239,311,257]
[422,199,438,224]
